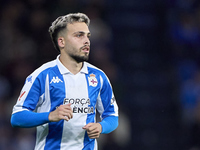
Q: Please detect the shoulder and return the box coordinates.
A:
[27,59,57,81]
[85,62,109,81]
[85,62,105,75]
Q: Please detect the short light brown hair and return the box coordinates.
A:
[49,13,90,52]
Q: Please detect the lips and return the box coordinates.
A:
[82,46,90,52]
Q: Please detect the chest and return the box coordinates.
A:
[48,73,101,108]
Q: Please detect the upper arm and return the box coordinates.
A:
[12,73,45,114]
[96,74,118,119]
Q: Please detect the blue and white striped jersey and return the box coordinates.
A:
[12,55,118,150]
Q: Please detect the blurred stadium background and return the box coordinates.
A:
[1,0,200,150]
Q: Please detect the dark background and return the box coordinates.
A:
[1,0,200,150]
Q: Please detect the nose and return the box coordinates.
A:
[84,36,90,45]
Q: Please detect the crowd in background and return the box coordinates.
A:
[0,0,200,149]
[168,0,200,149]
[0,0,124,150]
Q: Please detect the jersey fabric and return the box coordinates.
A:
[11,55,119,150]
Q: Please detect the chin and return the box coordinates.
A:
[74,55,89,63]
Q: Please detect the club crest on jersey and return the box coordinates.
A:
[88,74,98,87]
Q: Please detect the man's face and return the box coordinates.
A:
[62,22,91,62]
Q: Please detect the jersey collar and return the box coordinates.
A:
[80,62,88,74]
[56,55,88,75]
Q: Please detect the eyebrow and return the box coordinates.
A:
[73,31,91,35]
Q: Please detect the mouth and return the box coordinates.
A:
[81,46,90,53]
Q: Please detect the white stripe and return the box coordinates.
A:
[96,75,104,119]
[95,140,98,150]
[34,74,51,150]
[60,73,88,149]
[12,108,29,114]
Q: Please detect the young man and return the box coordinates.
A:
[11,13,119,150]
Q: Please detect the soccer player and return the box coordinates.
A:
[10,13,119,150]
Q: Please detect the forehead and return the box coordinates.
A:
[66,22,90,33]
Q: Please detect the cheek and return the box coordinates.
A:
[67,38,80,47]
[65,42,79,54]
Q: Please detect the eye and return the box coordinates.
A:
[76,33,83,38]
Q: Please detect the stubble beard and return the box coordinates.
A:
[71,53,89,63]
[72,45,90,63]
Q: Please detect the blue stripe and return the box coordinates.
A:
[44,66,66,150]
[23,71,46,111]
[44,120,64,150]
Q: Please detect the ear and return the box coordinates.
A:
[57,37,65,48]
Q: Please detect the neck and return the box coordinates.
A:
[59,53,83,75]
